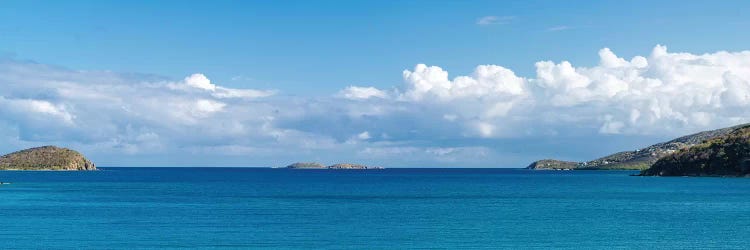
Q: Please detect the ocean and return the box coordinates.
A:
[1,168,749,249]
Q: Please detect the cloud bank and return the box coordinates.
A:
[1,45,749,166]
[355,45,750,138]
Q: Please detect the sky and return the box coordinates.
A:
[1,0,750,167]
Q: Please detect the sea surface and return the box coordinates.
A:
[1,168,749,249]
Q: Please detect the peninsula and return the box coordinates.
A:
[527,123,749,171]
[639,125,750,177]
[0,146,96,171]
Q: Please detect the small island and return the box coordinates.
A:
[286,162,383,169]
[0,146,96,171]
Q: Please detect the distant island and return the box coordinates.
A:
[0,146,96,171]
[286,162,383,169]
[527,123,749,172]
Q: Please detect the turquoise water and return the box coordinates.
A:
[1,168,749,249]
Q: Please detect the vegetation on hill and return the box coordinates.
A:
[328,163,368,169]
[0,146,96,170]
[527,123,749,170]
[640,125,750,176]
[525,159,577,170]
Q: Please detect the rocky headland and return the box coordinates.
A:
[0,146,96,171]
[639,125,750,177]
[525,159,577,170]
[527,123,749,171]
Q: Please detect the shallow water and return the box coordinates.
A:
[1,168,749,249]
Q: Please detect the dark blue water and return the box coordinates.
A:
[1,168,749,249]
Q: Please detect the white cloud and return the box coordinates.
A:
[358,146,491,163]
[546,25,572,32]
[527,45,750,134]
[194,99,225,115]
[396,63,529,137]
[0,62,282,154]
[2,45,750,167]
[0,97,75,124]
[170,73,275,99]
[184,73,216,91]
[338,86,388,100]
[213,87,275,99]
[401,64,526,100]
[351,45,750,137]
[476,16,514,26]
[357,131,371,140]
[345,131,373,144]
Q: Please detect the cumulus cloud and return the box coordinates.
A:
[0,61,282,155]
[0,97,74,124]
[401,64,526,100]
[338,86,388,100]
[392,63,531,138]
[351,45,750,138]
[170,73,275,99]
[183,73,216,91]
[530,45,750,134]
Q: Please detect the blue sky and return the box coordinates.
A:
[1,1,750,167]
[3,1,749,93]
